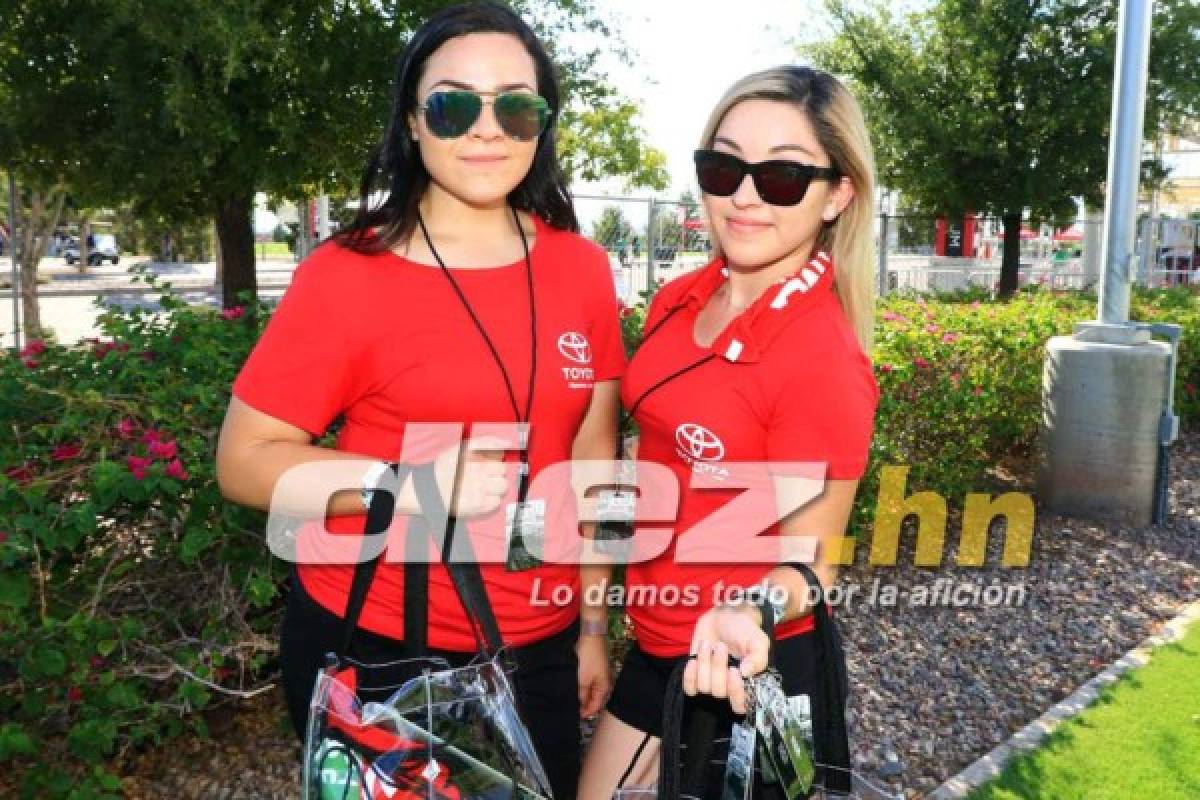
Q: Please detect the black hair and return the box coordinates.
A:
[335,1,578,254]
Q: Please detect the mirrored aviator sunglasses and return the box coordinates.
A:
[693,149,840,207]
[421,90,552,141]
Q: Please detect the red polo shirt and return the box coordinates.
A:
[232,214,626,651]
[621,251,879,657]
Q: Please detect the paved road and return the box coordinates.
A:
[1,257,295,348]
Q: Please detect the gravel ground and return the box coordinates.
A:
[116,435,1200,799]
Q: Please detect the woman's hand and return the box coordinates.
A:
[576,629,612,718]
[432,437,511,518]
[682,604,769,714]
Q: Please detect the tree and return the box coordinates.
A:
[592,206,635,249]
[812,0,1200,297]
[2,0,668,314]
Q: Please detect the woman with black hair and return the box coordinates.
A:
[215,4,621,797]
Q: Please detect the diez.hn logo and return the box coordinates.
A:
[675,423,725,463]
[558,331,594,387]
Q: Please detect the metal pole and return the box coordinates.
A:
[7,169,20,354]
[878,209,890,297]
[1098,0,1154,324]
[646,198,657,294]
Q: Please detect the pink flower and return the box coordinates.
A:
[89,656,105,670]
[973,386,984,396]
[620,306,634,319]
[142,429,162,444]
[0,531,8,544]
[116,419,136,439]
[1186,383,1197,398]
[51,443,83,461]
[165,459,189,481]
[148,439,177,460]
[971,301,982,310]
[879,364,895,373]
[19,339,46,357]
[221,306,246,321]
[913,357,930,369]
[21,357,38,369]
[127,455,151,480]
[881,311,907,323]
[66,686,83,704]
[942,332,960,344]
[950,372,961,385]
[925,323,941,335]
[139,350,156,363]
[4,463,35,485]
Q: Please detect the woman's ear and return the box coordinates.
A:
[822,176,856,223]
[408,113,420,141]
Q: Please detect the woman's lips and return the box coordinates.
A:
[724,216,772,234]
[460,154,508,165]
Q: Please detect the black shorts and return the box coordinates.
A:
[278,571,583,800]
[607,634,824,736]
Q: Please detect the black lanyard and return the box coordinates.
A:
[415,207,536,501]
[625,303,716,420]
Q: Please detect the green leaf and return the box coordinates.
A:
[34,645,68,677]
[0,570,30,609]
[0,723,36,760]
[180,526,214,563]
[96,639,117,657]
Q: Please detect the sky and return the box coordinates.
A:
[569,0,828,202]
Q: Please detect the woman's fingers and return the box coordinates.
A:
[709,642,729,699]
[728,667,748,715]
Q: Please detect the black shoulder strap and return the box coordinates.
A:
[407,461,504,658]
[784,562,853,793]
[338,462,412,659]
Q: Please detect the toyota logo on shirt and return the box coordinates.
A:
[675,423,725,463]
[557,332,592,364]
[558,331,594,388]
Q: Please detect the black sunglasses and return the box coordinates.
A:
[420,89,552,141]
[694,149,840,206]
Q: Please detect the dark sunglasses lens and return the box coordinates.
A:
[754,163,812,206]
[695,153,745,196]
[424,91,482,138]
[494,93,550,140]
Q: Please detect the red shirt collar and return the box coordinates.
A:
[666,250,836,364]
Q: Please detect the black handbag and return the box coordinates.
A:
[657,563,854,800]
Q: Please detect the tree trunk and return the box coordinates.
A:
[78,216,91,273]
[16,184,67,341]
[214,191,256,309]
[998,212,1022,299]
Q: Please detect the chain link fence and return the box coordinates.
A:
[576,192,1200,303]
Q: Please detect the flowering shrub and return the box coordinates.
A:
[0,272,281,797]
[1,271,1197,796]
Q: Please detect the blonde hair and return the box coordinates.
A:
[698,66,877,353]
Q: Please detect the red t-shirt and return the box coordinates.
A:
[232,214,626,650]
[621,251,879,657]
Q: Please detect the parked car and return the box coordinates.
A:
[64,234,120,266]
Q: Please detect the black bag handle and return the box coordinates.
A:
[782,562,852,794]
[335,460,504,662]
[406,461,504,658]
[337,462,412,659]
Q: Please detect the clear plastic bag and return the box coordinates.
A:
[303,654,554,800]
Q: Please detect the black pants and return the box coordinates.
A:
[279,573,582,800]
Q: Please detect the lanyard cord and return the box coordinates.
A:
[415,206,537,497]
[625,303,716,421]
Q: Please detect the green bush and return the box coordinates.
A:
[1,274,1196,796]
[0,268,281,797]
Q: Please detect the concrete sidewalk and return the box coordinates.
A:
[0,256,299,298]
[1,258,296,347]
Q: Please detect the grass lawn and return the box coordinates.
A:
[255,241,292,257]
[967,616,1200,799]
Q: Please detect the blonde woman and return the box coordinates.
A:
[580,65,879,799]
